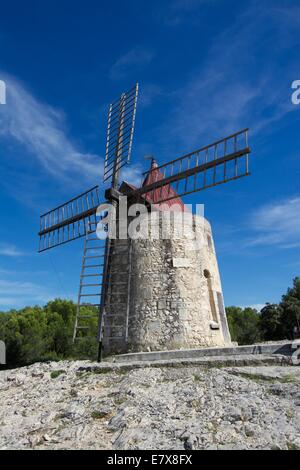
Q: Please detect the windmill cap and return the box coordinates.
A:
[151,158,158,169]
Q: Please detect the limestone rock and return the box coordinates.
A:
[0,361,299,450]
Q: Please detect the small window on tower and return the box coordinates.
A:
[207,235,213,250]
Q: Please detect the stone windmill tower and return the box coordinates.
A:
[38,84,251,360]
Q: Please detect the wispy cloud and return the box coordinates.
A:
[158,0,219,26]
[139,83,164,108]
[216,196,300,254]
[0,74,144,207]
[160,1,299,151]
[121,162,143,187]
[109,47,155,80]
[247,197,300,249]
[0,267,48,276]
[0,279,54,308]
[0,74,102,184]
[0,243,27,258]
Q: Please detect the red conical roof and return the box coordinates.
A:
[142,159,186,212]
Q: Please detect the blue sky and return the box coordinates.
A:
[0,0,299,310]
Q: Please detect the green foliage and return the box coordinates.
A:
[279,277,300,339]
[226,277,300,344]
[91,410,110,420]
[1,277,299,367]
[260,303,283,341]
[50,370,66,379]
[0,299,98,368]
[259,278,300,341]
[226,306,261,345]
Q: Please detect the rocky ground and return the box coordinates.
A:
[0,360,300,450]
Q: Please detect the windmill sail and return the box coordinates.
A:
[38,186,102,252]
[39,129,250,251]
[133,128,250,204]
[103,84,139,186]
[37,78,253,361]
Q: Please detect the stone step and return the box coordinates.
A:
[111,342,295,364]
[77,354,292,375]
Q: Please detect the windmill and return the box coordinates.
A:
[38,83,251,360]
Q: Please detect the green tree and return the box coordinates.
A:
[279,277,300,339]
[260,303,283,341]
[0,299,98,368]
[226,306,261,345]
[0,306,48,366]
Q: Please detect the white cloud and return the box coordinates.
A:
[0,74,102,184]
[139,83,164,108]
[0,243,27,258]
[109,48,155,80]
[0,267,48,276]
[121,163,143,187]
[0,279,54,308]
[0,74,144,206]
[247,197,300,249]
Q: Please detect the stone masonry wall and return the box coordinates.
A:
[103,212,231,355]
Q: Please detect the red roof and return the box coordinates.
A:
[141,159,186,212]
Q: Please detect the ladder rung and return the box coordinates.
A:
[109,272,128,276]
[105,314,125,318]
[85,247,105,251]
[80,293,101,297]
[111,253,127,256]
[84,255,105,259]
[81,283,102,287]
[78,315,99,319]
[105,294,127,298]
[109,282,128,286]
[79,303,101,307]
[105,336,125,340]
[81,274,101,277]
[84,264,104,268]
[76,326,90,330]
[105,302,125,305]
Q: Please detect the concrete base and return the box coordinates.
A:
[78,354,292,376]
[109,342,295,364]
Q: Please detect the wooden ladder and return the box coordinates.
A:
[73,224,133,361]
[73,222,107,343]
